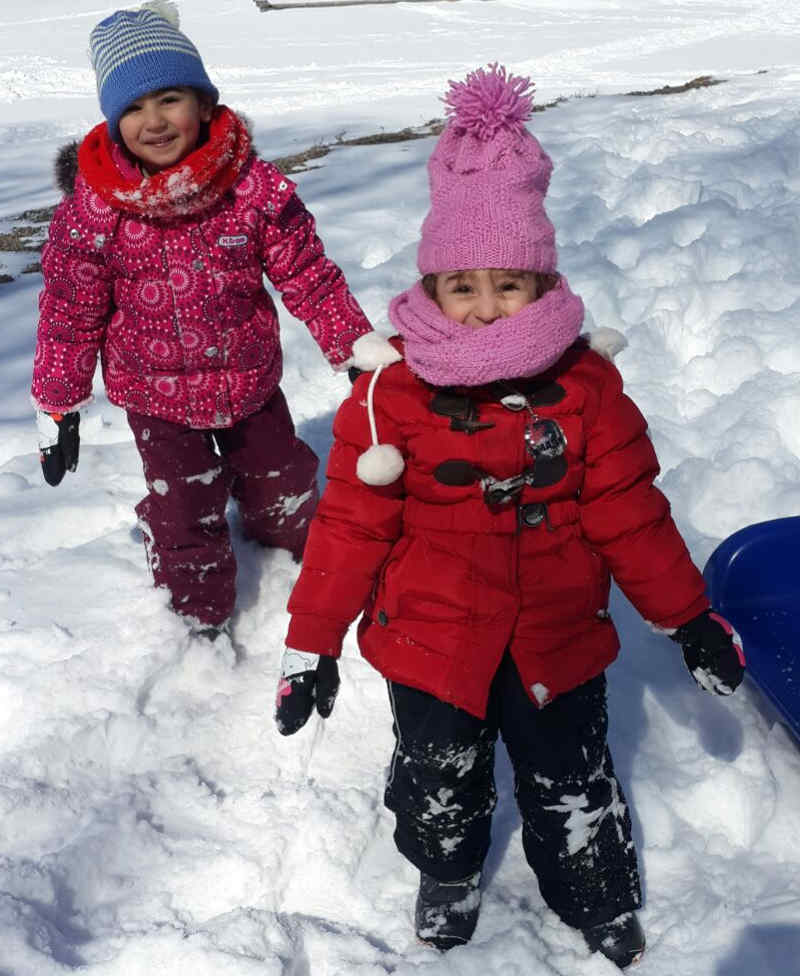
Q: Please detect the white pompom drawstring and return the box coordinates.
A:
[356,365,405,486]
[348,332,403,372]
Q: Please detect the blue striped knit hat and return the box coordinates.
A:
[89,1,219,143]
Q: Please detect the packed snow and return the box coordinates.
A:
[1,1,800,973]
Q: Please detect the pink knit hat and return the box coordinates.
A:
[418,64,557,274]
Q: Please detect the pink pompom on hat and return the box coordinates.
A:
[418,63,557,275]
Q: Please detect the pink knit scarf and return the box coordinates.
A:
[388,275,584,386]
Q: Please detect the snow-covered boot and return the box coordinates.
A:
[190,620,230,643]
[583,911,645,968]
[414,871,481,950]
[192,625,224,642]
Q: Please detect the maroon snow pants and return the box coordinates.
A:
[128,389,319,626]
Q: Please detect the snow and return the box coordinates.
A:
[2,0,800,973]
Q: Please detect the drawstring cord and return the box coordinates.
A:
[365,364,386,449]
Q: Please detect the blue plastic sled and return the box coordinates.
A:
[703,516,800,742]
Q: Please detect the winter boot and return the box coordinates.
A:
[415,871,481,950]
[192,625,225,642]
[188,618,231,643]
[583,911,645,969]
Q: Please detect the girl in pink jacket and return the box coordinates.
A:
[31,1,395,634]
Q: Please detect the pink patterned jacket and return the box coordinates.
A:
[31,112,372,428]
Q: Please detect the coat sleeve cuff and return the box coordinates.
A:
[30,393,94,414]
[649,594,710,632]
[286,615,347,657]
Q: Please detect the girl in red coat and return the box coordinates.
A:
[277,65,745,967]
[30,1,396,634]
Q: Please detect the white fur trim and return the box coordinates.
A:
[584,327,628,361]
[350,332,403,371]
[357,444,405,486]
[141,0,181,27]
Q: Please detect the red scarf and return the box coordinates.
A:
[77,106,252,217]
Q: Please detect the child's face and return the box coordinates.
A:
[433,269,540,328]
[118,87,213,173]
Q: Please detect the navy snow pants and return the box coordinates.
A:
[129,388,319,626]
[385,655,641,929]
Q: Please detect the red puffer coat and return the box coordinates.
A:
[287,339,708,718]
[31,114,371,429]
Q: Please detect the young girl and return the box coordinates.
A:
[31,1,395,635]
[276,66,745,967]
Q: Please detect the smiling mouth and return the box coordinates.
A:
[143,136,176,148]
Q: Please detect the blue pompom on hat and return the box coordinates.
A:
[89,1,219,143]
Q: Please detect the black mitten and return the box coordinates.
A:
[37,411,80,486]
[671,610,745,695]
[275,649,340,735]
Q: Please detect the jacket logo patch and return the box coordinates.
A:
[218,234,248,247]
